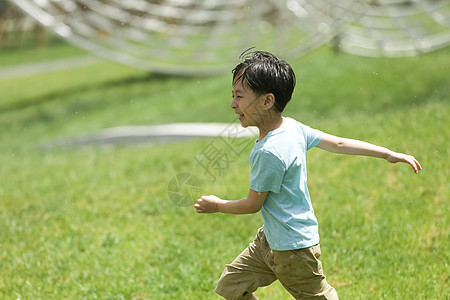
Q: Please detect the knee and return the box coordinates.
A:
[215,272,257,300]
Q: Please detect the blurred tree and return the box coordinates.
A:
[0,0,47,48]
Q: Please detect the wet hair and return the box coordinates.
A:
[232,50,296,113]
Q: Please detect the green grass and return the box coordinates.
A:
[0,43,448,299]
[0,42,88,68]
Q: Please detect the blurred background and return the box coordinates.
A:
[0,1,448,299]
[2,0,450,75]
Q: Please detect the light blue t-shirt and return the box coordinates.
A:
[249,117,323,251]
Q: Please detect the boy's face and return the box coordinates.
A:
[231,78,267,128]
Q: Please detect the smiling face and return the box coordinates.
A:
[230,51,292,139]
[231,78,267,128]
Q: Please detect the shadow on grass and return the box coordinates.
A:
[0,72,193,114]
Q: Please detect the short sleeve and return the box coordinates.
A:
[249,150,285,193]
[302,124,323,150]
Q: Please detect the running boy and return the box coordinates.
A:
[194,51,421,300]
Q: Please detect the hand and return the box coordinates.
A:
[195,195,222,213]
[386,152,422,174]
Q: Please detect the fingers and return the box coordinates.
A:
[195,197,212,213]
[195,205,205,213]
[194,195,220,213]
[194,199,204,213]
[409,160,421,173]
[390,152,423,174]
[406,156,422,174]
[415,158,423,173]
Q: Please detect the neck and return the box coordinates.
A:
[257,114,284,141]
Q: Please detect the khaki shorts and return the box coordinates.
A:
[215,228,338,300]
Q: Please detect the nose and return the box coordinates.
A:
[230,97,237,109]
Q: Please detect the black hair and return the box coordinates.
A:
[232,50,296,113]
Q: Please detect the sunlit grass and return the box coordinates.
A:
[0,42,87,67]
[0,43,448,299]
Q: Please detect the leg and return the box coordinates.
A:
[215,229,277,300]
[272,244,338,299]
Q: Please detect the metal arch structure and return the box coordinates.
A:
[8,0,450,75]
[337,0,450,57]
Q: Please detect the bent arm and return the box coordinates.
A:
[195,189,267,214]
[316,133,422,174]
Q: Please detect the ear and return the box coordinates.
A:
[263,93,275,110]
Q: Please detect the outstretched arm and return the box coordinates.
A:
[316,133,422,174]
[195,189,267,214]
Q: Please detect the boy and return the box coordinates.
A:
[194,51,421,300]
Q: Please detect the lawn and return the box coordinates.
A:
[0,43,448,299]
